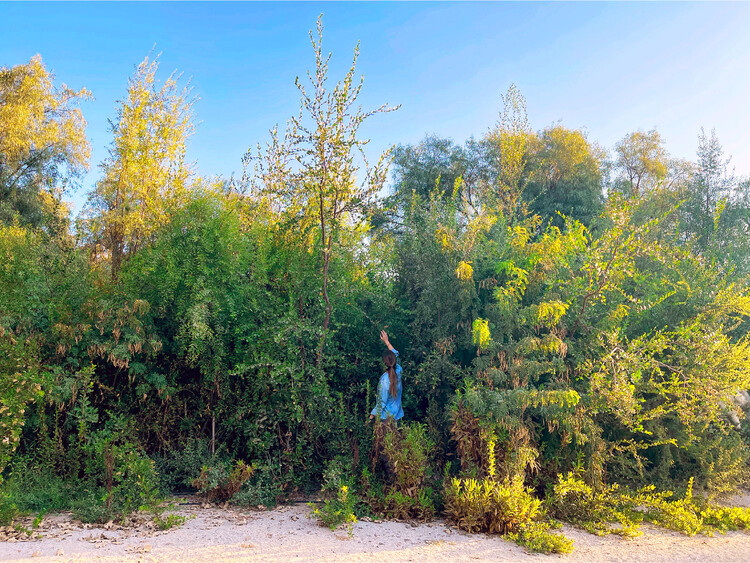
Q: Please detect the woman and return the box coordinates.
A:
[370,330,404,421]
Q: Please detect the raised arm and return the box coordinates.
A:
[380,330,396,354]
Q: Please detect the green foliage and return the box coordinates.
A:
[4,17,750,549]
[192,460,255,503]
[0,487,18,526]
[547,473,642,537]
[309,485,358,536]
[444,475,542,534]
[368,421,436,521]
[230,464,285,509]
[154,513,192,530]
[507,521,574,554]
[549,473,750,538]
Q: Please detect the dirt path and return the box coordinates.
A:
[2,501,750,562]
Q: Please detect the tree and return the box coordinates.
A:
[525,125,605,228]
[613,130,668,198]
[482,84,533,220]
[84,55,194,278]
[0,55,90,231]
[248,16,397,362]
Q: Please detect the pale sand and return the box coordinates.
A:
[2,498,750,563]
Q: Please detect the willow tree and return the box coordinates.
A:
[248,16,398,362]
[0,55,90,232]
[85,55,195,278]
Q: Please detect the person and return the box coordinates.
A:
[370,330,404,422]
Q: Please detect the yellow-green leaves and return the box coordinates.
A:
[0,55,90,176]
[455,260,473,281]
[0,55,90,230]
[87,54,195,277]
[472,318,491,350]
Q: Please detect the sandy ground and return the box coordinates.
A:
[2,499,750,563]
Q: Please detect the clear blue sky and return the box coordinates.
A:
[2,2,750,213]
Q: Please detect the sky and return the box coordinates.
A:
[2,2,750,213]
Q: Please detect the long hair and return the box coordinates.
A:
[383,350,398,398]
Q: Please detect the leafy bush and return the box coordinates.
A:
[549,473,750,538]
[230,465,285,509]
[444,475,542,534]
[76,441,162,524]
[309,485,358,536]
[507,521,574,554]
[547,473,641,537]
[152,438,216,493]
[0,487,18,526]
[369,420,436,521]
[154,513,192,530]
[192,460,254,502]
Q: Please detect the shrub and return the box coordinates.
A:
[230,464,285,509]
[0,487,18,526]
[73,441,162,524]
[154,513,192,530]
[152,438,216,493]
[192,460,255,502]
[507,521,574,554]
[309,484,358,536]
[547,473,641,537]
[444,475,542,534]
[369,420,436,521]
[549,473,750,538]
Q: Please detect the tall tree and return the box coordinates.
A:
[613,130,668,198]
[84,55,194,278]
[0,55,90,231]
[482,84,533,220]
[248,16,397,362]
[525,125,605,228]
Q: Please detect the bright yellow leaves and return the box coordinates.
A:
[534,301,569,329]
[472,318,491,350]
[456,261,473,281]
[88,55,195,275]
[0,55,90,177]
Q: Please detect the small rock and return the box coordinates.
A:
[31,552,42,558]
[56,548,64,556]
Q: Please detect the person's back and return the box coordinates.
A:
[370,331,404,421]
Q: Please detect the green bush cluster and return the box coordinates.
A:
[444,476,542,534]
[366,421,436,521]
[191,460,254,502]
[4,17,750,553]
[549,473,750,539]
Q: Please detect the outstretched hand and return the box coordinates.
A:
[380,330,394,351]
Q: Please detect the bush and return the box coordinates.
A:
[0,486,18,526]
[547,473,641,537]
[507,521,574,554]
[309,485,358,536]
[152,438,216,493]
[549,473,750,538]
[444,475,542,534]
[368,420,436,521]
[192,460,254,502]
[154,513,192,530]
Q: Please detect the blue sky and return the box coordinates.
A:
[2,2,750,213]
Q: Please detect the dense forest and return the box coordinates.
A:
[3,21,750,550]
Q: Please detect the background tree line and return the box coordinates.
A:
[3,20,750,536]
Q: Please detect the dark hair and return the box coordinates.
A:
[383,350,398,398]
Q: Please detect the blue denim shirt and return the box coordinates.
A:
[371,348,404,421]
